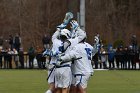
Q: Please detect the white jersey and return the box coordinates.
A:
[50,30,63,64]
[73,43,94,74]
[60,37,79,66]
[67,37,79,52]
[50,39,63,64]
[61,42,94,75]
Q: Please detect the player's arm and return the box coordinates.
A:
[51,29,60,42]
[61,51,78,62]
[76,28,86,43]
[70,20,87,43]
[58,47,81,64]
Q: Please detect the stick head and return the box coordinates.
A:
[63,12,73,25]
[57,12,73,30]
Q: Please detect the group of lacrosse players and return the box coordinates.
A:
[43,12,99,93]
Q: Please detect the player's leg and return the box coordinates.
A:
[45,68,55,93]
[62,88,69,93]
[55,88,62,93]
[45,88,53,93]
[54,68,62,93]
[45,83,55,93]
[45,82,55,93]
[55,67,72,93]
[70,84,76,93]
[77,83,87,93]
[75,75,85,93]
[75,73,91,93]
[70,74,76,93]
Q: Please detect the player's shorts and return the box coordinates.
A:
[74,73,91,89]
[71,74,76,85]
[47,67,55,84]
[71,64,76,85]
[55,66,72,88]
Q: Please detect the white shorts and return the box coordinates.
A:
[47,68,55,84]
[71,64,75,85]
[71,74,76,85]
[55,67,72,88]
[74,73,91,89]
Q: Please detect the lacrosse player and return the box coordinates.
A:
[43,28,65,93]
[54,29,73,93]
[56,36,99,93]
[44,12,74,93]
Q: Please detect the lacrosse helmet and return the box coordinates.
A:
[60,29,71,39]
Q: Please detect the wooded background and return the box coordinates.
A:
[0,0,139,50]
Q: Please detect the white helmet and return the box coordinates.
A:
[60,29,71,39]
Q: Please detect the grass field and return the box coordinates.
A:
[0,70,140,93]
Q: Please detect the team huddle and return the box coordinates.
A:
[43,12,99,93]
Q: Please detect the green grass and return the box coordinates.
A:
[0,70,140,93]
[88,70,140,93]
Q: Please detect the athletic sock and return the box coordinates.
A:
[45,90,52,93]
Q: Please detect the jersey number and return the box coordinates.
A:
[85,48,92,60]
